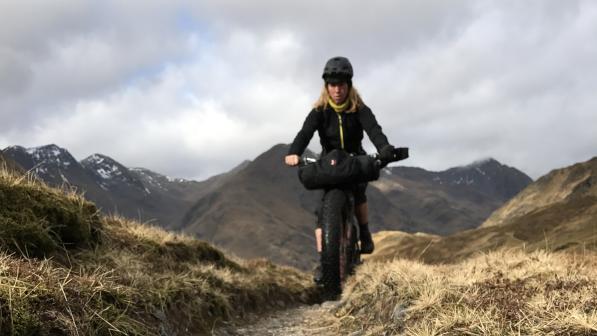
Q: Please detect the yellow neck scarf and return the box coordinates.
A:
[328,98,349,112]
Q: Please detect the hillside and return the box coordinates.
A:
[0,167,317,335]
[482,156,597,228]
[373,158,532,234]
[324,250,597,335]
[179,144,530,270]
[176,144,325,269]
[366,156,597,265]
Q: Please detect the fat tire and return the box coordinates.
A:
[344,220,359,278]
[320,189,347,298]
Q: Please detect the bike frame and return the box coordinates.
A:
[299,147,408,298]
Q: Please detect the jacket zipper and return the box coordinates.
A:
[336,112,345,149]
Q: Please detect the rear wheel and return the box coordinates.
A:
[320,189,347,298]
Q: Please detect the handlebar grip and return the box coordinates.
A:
[394,147,409,161]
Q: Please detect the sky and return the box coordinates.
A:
[1,0,596,180]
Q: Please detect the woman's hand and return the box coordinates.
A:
[285,155,299,166]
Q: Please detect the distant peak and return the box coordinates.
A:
[82,153,118,165]
[39,144,61,150]
[266,143,291,154]
[18,144,77,168]
[81,153,131,181]
[458,158,500,170]
[4,145,26,152]
[26,144,67,156]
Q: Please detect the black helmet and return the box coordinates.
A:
[322,56,353,84]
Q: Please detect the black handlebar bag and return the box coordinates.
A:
[298,149,380,190]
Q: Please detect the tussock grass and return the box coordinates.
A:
[0,169,101,258]
[326,249,597,335]
[0,168,317,335]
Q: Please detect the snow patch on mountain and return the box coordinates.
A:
[24,144,75,168]
[85,154,124,180]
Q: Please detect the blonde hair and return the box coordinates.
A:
[313,84,364,113]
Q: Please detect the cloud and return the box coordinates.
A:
[1,0,596,180]
[8,31,313,180]
[0,0,193,129]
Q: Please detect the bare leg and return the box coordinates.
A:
[316,203,370,253]
[355,202,375,253]
[315,228,322,253]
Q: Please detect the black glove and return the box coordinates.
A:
[396,147,409,161]
[379,145,396,162]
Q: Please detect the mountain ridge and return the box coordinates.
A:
[3,143,532,269]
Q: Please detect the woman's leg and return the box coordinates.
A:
[355,202,368,225]
[315,228,322,253]
[355,201,374,254]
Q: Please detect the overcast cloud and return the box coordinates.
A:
[1,0,596,180]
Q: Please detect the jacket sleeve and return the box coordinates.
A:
[288,109,321,156]
[359,105,390,152]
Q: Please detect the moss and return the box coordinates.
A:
[0,181,101,258]
[0,297,43,336]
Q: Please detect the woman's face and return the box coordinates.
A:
[327,82,349,104]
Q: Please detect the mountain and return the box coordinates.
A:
[4,145,113,207]
[481,157,597,228]
[80,153,204,226]
[2,144,241,228]
[175,144,323,269]
[373,158,532,234]
[0,150,23,173]
[178,144,531,269]
[366,156,597,264]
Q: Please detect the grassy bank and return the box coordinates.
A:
[0,169,317,335]
[326,249,597,335]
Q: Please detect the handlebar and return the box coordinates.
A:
[300,147,409,167]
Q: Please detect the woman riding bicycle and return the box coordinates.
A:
[284,56,396,260]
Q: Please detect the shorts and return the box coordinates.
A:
[315,183,368,228]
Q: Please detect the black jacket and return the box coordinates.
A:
[288,104,389,156]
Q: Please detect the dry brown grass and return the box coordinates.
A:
[0,168,318,335]
[324,249,597,335]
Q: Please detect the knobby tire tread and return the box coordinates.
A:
[320,189,347,298]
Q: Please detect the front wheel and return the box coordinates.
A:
[319,189,347,298]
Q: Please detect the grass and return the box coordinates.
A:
[0,168,318,335]
[324,249,597,335]
[0,168,100,258]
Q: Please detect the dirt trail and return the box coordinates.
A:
[212,301,346,336]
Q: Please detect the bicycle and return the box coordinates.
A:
[299,147,409,298]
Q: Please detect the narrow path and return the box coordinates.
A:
[212,301,345,336]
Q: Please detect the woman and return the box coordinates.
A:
[285,56,395,260]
